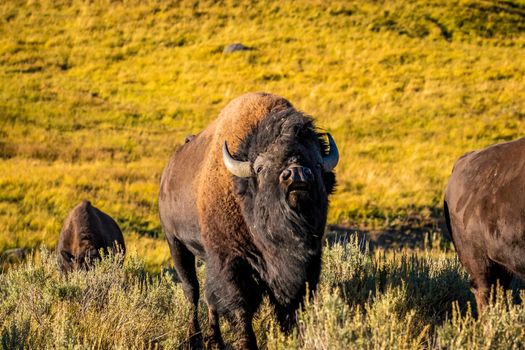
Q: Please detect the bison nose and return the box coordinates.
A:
[280,165,313,186]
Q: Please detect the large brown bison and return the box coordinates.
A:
[57,200,125,273]
[159,93,338,349]
[444,136,525,311]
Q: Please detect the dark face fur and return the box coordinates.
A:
[58,237,102,273]
[59,250,101,273]
[233,109,336,246]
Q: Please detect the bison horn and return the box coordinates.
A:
[322,133,339,172]
[222,142,252,178]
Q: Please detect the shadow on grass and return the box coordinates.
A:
[327,209,450,251]
[336,252,474,325]
[324,238,525,326]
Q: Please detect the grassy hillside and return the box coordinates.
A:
[1,0,525,265]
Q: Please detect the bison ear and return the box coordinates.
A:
[222,141,252,178]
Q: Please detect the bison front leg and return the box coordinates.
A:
[288,256,322,335]
[203,304,223,350]
[204,256,262,350]
[272,301,299,335]
[230,310,258,350]
[166,236,203,349]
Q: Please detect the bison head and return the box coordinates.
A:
[59,249,101,273]
[58,235,102,273]
[222,108,338,245]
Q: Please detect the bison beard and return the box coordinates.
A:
[232,110,334,313]
[159,93,337,350]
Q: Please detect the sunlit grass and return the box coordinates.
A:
[2,238,524,349]
[0,1,524,266]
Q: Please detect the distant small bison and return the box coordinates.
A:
[0,248,28,270]
[444,136,525,311]
[159,92,338,349]
[57,200,125,273]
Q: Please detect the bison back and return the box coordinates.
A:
[445,136,525,276]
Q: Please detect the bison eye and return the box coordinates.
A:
[255,165,263,174]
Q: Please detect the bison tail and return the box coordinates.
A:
[443,199,453,241]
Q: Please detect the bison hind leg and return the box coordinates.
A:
[167,236,203,349]
[470,259,513,315]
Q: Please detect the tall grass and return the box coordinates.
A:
[1,0,524,268]
[0,249,189,349]
[1,239,524,349]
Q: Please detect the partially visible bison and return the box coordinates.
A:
[444,136,525,311]
[57,200,125,273]
[0,248,28,270]
[159,92,338,349]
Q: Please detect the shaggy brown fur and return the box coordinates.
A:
[57,200,125,273]
[159,92,337,349]
[444,136,525,312]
